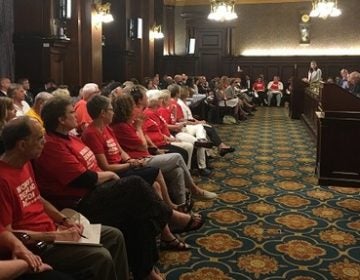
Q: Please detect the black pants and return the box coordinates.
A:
[77,176,172,280]
[116,166,159,186]
[204,125,222,147]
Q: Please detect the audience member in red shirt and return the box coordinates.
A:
[82,95,190,212]
[111,89,218,201]
[146,89,212,175]
[267,76,284,107]
[0,116,129,280]
[168,84,235,157]
[74,83,100,134]
[252,77,267,106]
[37,96,205,276]
[143,90,195,169]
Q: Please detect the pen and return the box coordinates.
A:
[80,233,88,239]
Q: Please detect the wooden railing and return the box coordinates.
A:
[302,87,320,137]
[315,83,360,187]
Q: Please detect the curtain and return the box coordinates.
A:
[0,0,14,79]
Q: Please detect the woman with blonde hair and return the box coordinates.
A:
[0,97,17,154]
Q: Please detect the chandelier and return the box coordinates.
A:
[208,0,238,22]
[309,0,341,19]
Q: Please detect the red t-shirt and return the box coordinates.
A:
[35,133,101,199]
[143,108,170,147]
[170,99,184,122]
[270,81,280,91]
[253,81,265,92]
[111,122,150,159]
[74,99,92,131]
[158,107,172,125]
[0,161,56,232]
[82,124,122,164]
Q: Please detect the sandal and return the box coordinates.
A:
[172,213,205,234]
[175,199,194,213]
[160,238,191,251]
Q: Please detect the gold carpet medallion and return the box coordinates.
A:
[329,259,360,280]
[218,192,249,203]
[277,181,305,190]
[196,233,243,253]
[247,202,276,216]
[159,251,192,269]
[276,240,326,261]
[275,160,294,167]
[276,170,299,178]
[179,267,234,280]
[347,220,360,231]
[237,251,278,279]
[254,164,273,171]
[234,158,252,165]
[306,189,334,200]
[276,214,317,230]
[252,174,275,182]
[312,206,343,221]
[275,195,310,208]
[250,186,276,197]
[319,228,356,247]
[229,167,251,175]
[223,178,250,188]
[330,187,360,194]
[337,199,360,212]
[208,209,247,225]
[276,153,294,158]
[193,200,215,211]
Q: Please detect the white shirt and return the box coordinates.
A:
[14,101,30,117]
[177,98,193,120]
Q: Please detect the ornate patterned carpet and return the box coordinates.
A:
[159,107,360,280]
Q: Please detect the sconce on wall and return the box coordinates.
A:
[93,1,114,24]
[150,24,164,40]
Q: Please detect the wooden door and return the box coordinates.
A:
[196,28,226,78]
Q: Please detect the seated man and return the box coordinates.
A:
[348,71,360,96]
[267,76,284,107]
[0,225,73,280]
[0,117,129,280]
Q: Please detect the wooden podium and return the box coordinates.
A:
[289,78,307,119]
[316,83,360,187]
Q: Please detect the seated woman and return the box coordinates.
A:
[144,90,202,172]
[217,76,242,122]
[0,97,17,154]
[252,77,267,106]
[129,85,189,164]
[169,84,235,157]
[110,88,217,202]
[0,225,72,280]
[82,94,190,212]
[147,89,211,176]
[35,96,203,280]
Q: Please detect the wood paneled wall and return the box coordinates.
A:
[157,55,360,82]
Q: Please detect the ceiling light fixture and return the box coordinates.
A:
[310,0,341,19]
[93,1,114,23]
[208,0,238,22]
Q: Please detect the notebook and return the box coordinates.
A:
[54,208,102,246]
